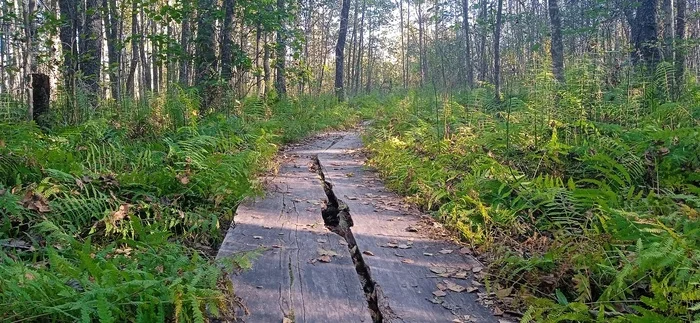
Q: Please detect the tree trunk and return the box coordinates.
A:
[58,0,77,102]
[275,0,287,96]
[634,0,660,67]
[195,0,217,89]
[263,32,272,96]
[139,8,151,94]
[334,0,351,100]
[478,0,487,82]
[548,0,565,84]
[31,73,50,124]
[400,0,406,88]
[418,0,426,87]
[255,23,262,96]
[126,0,138,97]
[103,0,120,100]
[493,0,503,102]
[220,0,236,82]
[83,0,102,106]
[675,0,686,92]
[179,0,191,86]
[461,0,473,87]
[662,0,674,60]
[354,0,366,95]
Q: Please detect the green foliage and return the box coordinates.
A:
[0,90,359,322]
[362,70,700,321]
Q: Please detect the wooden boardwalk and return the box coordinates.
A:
[217,131,502,323]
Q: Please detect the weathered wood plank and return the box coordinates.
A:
[217,134,372,323]
[316,133,500,322]
[218,131,503,323]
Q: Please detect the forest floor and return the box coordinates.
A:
[217,129,512,323]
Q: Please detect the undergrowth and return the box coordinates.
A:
[0,92,359,322]
[361,63,700,321]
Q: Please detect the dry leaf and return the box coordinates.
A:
[444,281,466,293]
[472,266,483,273]
[495,287,513,298]
[423,252,434,256]
[317,248,338,257]
[317,255,332,263]
[21,191,51,213]
[493,307,504,316]
[432,290,447,297]
[362,250,375,256]
[459,247,473,255]
[405,226,418,232]
[439,249,454,254]
[397,244,411,249]
[436,283,447,291]
[108,204,130,225]
[453,271,468,279]
[253,236,263,239]
[466,286,479,293]
[430,267,447,274]
[401,259,415,264]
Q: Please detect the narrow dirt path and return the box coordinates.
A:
[217,131,504,323]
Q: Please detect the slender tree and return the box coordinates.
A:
[83,0,102,102]
[548,0,565,84]
[335,0,351,100]
[493,0,503,102]
[220,0,236,82]
[461,0,473,87]
[675,0,686,92]
[275,0,287,96]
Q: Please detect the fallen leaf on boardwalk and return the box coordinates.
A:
[430,267,447,274]
[347,196,358,200]
[493,307,504,316]
[452,319,462,323]
[317,255,332,263]
[316,238,327,243]
[495,287,513,298]
[263,225,272,229]
[345,173,354,177]
[363,250,375,256]
[253,236,263,240]
[472,280,483,287]
[441,301,459,311]
[439,249,454,254]
[428,298,443,304]
[432,290,447,297]
[424,252,434,256]
[317,248,338,257]
[383,242,398,248]
[472,266,483,273]
[453,271,468,279]
[397,244,411,249]
[283,317,294,323]
[444,280,466,292]
[401,259,415,264]
[405,226,418,232]
[467,286,479,293]
[436,283,447,291]
[339,239,348,245]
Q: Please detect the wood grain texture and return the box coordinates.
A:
[218,131,502,323]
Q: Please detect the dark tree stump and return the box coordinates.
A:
[31,73,50,123]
